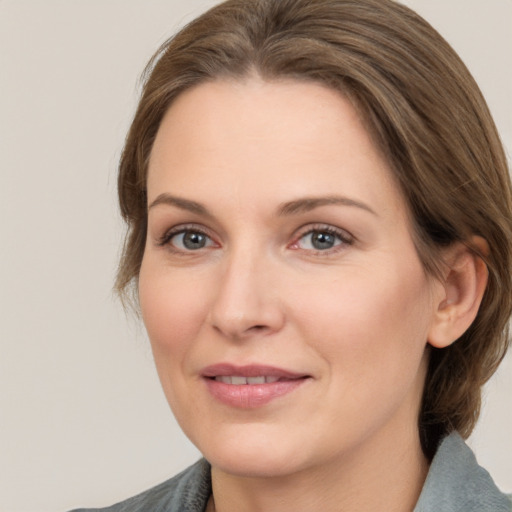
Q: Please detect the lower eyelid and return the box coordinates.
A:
[157,225,213,246]
[155,223,353,253]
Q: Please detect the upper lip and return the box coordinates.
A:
[201,363,308,380]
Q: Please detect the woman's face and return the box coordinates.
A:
[139,78,442,478]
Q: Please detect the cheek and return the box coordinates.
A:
[138,257,211,366]
[291,258,434,378]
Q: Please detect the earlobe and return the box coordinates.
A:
[427,237,489,349]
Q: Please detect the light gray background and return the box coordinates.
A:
[1,1,510,511]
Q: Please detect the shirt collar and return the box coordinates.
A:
[414,432,510,512]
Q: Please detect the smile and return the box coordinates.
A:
[213,375,281,384]
[201,364,310,408]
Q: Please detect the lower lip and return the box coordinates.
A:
[204,378,309,408]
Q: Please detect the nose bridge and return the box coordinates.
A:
[208,238,284,339]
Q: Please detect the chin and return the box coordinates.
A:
[209,449,306,479]
[195,425,311,478]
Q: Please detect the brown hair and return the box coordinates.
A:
[116,0,512,457]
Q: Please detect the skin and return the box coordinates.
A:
[139,77,483,512]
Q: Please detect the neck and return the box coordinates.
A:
[209,424,429,512]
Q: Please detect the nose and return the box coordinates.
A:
[208,247,285,340]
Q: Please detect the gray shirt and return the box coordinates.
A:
[71,432,511,512]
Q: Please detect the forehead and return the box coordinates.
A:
[147,77,405,219]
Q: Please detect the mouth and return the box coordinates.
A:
[211,375,284,385]
[201,364,311,408]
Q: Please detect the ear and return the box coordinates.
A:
[428,236,489,349]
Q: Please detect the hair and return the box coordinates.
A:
[115,0,512,457]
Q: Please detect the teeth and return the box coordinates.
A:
[214,376,280,385]
[247,376,266,385]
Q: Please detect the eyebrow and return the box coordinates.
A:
[148,194,213,217]
[148,193,377,217]
[277,196,377,217]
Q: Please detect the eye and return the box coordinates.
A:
[159,227,216,252]
[293,226,353,252]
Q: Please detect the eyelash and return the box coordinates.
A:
[290,224,354,255]
[157,224,217,254]
[157,223,354,256]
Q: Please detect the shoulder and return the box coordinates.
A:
[69,459,211,512]
[414,432,511,512]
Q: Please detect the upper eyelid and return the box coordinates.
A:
[155,221,354,248]
[292,223,354,241]
[157,223,216,246]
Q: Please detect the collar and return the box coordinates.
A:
[414,432,510,511]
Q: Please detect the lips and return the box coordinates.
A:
[214,375,280,384]
[201,364,310,408]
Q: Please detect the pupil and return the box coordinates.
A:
[183,232,206,249]
[312,231,335,250]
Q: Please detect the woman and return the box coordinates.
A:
[75,0,512,510]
